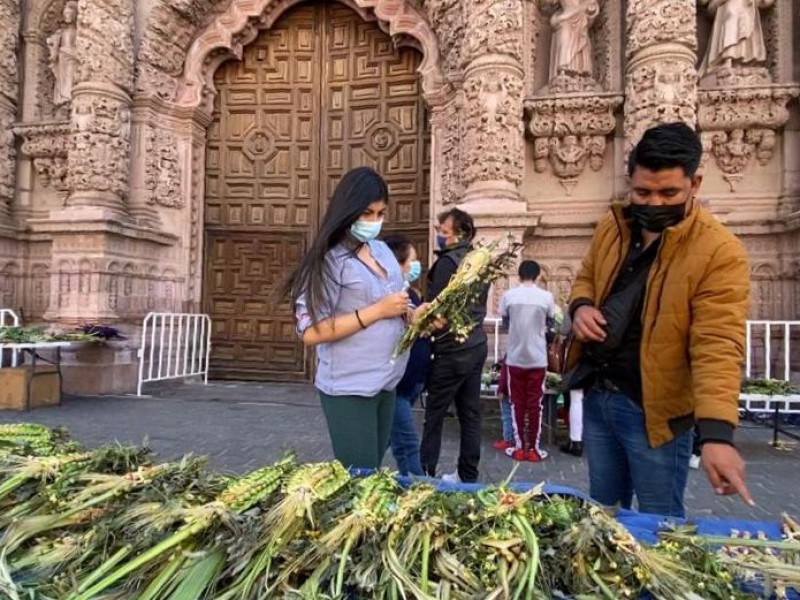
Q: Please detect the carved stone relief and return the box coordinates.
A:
[624,0,697,150]
[525,92,622,194]
[67,88,131,206]
[135,0,230,100]
[698,84,799,190]
[14,122,72,192]
[74,0,134,92]
[461,69,525,200]
[0,0,19,223]
[625,60,697,151]
[431,98,463,206]
[462,0,524,66]
[422,0,463,79]
[145,128,183,209]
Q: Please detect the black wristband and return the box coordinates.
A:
[355,310,367,329]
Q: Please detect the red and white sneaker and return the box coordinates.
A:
[504,447,527,461]
[493,440,514,451]
[527,449,548,463]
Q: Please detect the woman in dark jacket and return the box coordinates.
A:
[384,235,430,476]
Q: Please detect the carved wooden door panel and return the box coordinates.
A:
[320,3,431,264]
[204,2,429,381]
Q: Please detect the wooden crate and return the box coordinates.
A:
[0,365,61,410]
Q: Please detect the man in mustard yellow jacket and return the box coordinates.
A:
[564,122,754,517]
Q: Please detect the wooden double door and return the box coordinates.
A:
[204,1,431,381]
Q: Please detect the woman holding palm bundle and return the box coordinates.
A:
[284,167,423,470]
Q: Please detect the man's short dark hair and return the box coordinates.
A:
[437,208,476,241]
[518,260,540,281]
[627,122,703,178]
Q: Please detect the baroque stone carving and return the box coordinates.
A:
[68,88,131,203]
[47,1,78,106]
[525,91,622,193]
[177,0,448,111]
[698,84,799,190]
[75,0,134,92]
[625,60,697,152]
[421,0,462,79]
[461,69,525,198]
[462,0,524,65]
[624,0,697,151]
[0,0,19,222]
[145,128,183,209]
[625,0,696,60]
[136,0,226,100]
[14,122,72,192]
[698,0,771,86]
[431,99,463,206]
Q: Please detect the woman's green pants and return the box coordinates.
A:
[318,390,396,470]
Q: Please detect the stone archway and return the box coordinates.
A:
[174,0,450,112]
[127,0,453,316]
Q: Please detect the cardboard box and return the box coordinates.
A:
[0,365,61,410]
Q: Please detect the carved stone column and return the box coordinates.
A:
[0,0,20,228]
[62,0,134,220]
[459,0,526,211]
[623,0,698,152]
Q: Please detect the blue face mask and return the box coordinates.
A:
[350,219,383,243]
[406,260,422,283]
[436,234,448,250]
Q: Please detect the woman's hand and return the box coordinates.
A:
[376,291,410,319]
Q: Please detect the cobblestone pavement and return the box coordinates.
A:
[0,380,797,522]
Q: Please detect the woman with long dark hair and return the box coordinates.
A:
[283,167,415,470]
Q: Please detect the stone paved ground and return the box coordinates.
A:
[0,380,798,522]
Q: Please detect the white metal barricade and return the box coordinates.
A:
[485,317,503,364]
[137,313,211,396]
[0,308,21,368]
[745,320,800,381]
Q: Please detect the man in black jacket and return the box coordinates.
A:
[420,208,488,483]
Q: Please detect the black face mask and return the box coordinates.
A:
[629,202,687,233]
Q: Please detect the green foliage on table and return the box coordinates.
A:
[741,378,800,396]
[0,326,100,344]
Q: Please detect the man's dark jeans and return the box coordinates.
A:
[584,389,692,518]
[420,342,487,483]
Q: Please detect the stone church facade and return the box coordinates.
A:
[0,0,798,392]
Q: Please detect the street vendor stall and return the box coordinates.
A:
[0,424,796,600]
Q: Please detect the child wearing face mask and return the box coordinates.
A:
[384,234,430,477]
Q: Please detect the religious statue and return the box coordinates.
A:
[46,1,78,106]
[699,0,771,78]
[548,0,600,83]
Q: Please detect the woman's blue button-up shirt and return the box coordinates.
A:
[295,240,410,397]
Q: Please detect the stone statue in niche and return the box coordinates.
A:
[46,1,78,106]
[698,0,771,84]
[547,0,600,85]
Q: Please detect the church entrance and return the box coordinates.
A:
[203,1,431,381]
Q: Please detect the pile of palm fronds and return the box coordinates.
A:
[394,239,522,357]
[0,326,102,344]
[0,424,796,600]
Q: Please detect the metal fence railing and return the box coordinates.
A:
[745,320,800,382]
[0,308,21,368]
[485,316,800,382]
[136,312,211,396]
